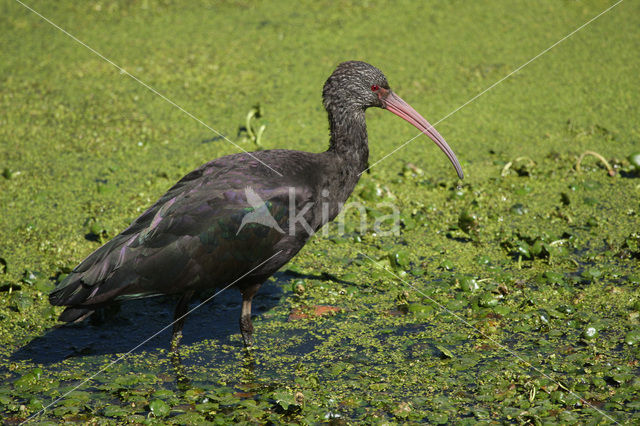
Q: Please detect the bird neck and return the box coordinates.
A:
[326,107,369,174]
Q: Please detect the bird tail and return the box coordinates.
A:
[49,273,93,307]
[49,274,96,322]
[58,307,95,323]
[50,266,153,323]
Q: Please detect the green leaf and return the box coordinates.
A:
[149,398,170,417]
[272,390,297,411]
[103,404,130,417]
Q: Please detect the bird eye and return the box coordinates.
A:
[371,84,379,92]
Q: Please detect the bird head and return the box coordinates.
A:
[323,61,390,111]
[323,61,464,179]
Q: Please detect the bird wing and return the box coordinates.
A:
[50,153,317,311]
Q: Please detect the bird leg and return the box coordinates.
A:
[239,285,259,348]
[240,298,254,347]
[170,290,194,355]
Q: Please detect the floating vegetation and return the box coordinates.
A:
[501,156,536,177]
[238,104,267,149]
[1,1,639,424]
[576,150,616,177]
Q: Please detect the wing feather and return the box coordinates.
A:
[50,152,318,316]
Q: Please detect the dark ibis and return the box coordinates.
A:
[49,61,463,352]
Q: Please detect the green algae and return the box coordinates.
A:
[1,0,640,423]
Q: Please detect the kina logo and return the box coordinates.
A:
[236,187,285,235]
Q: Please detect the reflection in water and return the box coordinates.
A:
[170,350,191,390]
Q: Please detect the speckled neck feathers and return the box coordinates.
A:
[325,108,369,174]
[321,61,389,177]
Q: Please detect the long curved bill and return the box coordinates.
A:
[382,91,464,179]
